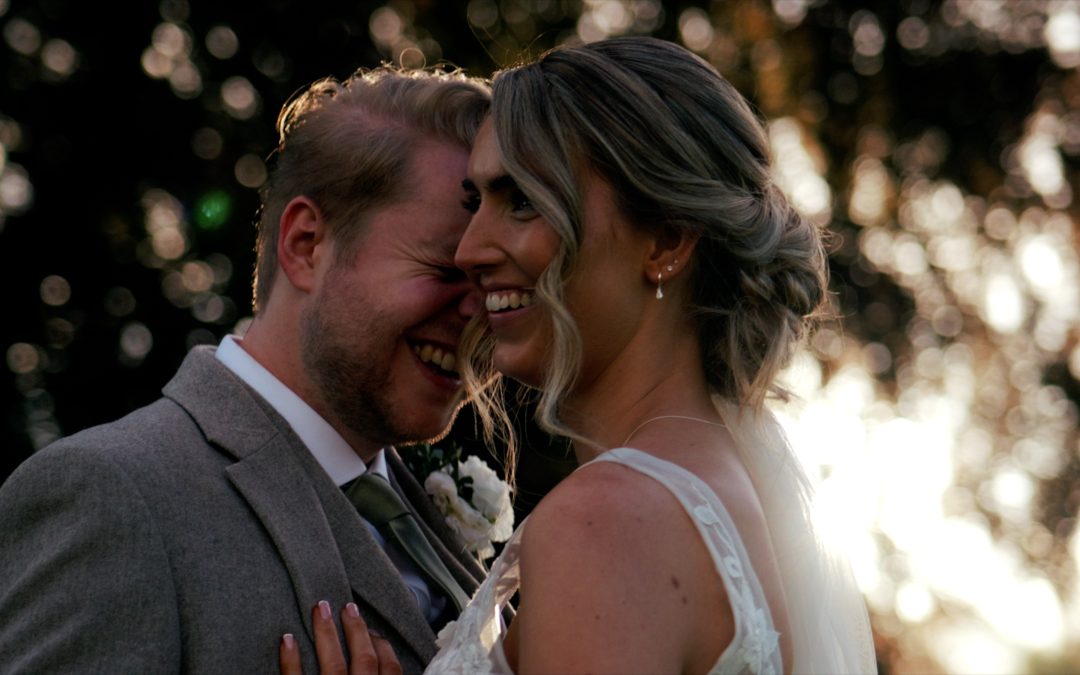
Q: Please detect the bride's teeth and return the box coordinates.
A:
[420,344,434,362]
[487,290,533,312]
[441,353,456,371]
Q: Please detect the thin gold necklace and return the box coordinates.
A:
[622,415,727,446]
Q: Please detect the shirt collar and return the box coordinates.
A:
[215,334,387,485]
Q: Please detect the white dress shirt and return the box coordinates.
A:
[215,335,445,622]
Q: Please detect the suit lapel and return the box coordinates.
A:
[162,347,439,661]
[226,440,437,660]
[225,440,351,642]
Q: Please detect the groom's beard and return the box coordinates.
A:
[299,293,414,449]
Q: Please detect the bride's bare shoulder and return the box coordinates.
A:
[518,457,696,567]
[513,456,736,673]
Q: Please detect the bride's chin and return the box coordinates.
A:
[490,334,559,389]
[492,355,544,390]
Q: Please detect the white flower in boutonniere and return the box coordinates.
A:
[402,442,514,561]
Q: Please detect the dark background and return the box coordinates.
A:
[3,1,1079,671]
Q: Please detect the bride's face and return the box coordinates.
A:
[456,119,654,392]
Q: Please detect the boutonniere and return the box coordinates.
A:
[401,441,514,561]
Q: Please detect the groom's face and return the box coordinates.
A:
[300,138,477,447]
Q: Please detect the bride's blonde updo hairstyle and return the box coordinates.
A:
[462,36,828,450]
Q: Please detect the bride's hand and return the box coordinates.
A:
[279,600,402,675]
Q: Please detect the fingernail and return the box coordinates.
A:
[346,602,360,618]
[318,600,332,620]
[368,629,384,640]
[282,633,296,649]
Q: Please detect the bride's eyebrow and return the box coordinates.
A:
[462,174,518,195]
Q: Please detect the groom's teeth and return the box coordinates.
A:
[413,343,459,374]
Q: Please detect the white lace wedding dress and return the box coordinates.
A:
[426,405,877,675]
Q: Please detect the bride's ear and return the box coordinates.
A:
[643,229,698,288]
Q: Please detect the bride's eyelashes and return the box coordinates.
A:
[508,189,537,220]
[461,176,539,220]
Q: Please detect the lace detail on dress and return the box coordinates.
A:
[686,483,780,675]
[423,447,782,675]
[424,522,524,675]
[596,449,781,675]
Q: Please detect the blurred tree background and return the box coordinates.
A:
[3,0,1080,672]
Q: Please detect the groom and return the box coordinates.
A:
[0,65,490,674]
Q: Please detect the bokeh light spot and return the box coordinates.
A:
[181,261,214,292]
[151,227,187,260]
[221,76,259,119]
[234,153,267,189]
[1045,6,1080,68]
[119,322,153,361]
[39,275,71,307]
[192,293,227,323]
[0,164,34,212]
[370,7,404,46]
[205,25,239,60]
[104,287,137,317]
[192,127,223,160]
[194,190,232,231]
[982,273,1025,334]
[678,8,714,52]
[851,11,885,57]
[141,46,173,79]
[3,18,41,55]
[897,16,930,51]
[151,22,189,59]
[6,343,40,374]
[772,0,809,27]
[467,0,499,30]
[169,61,203,98]
[41,39,78,77]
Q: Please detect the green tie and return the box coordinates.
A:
[345,473,470,612]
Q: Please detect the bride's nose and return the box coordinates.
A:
[455,205,505,279]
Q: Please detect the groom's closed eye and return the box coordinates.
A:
[462,179,481,213]
[432,264,467,282]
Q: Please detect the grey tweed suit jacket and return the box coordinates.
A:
[0,346,486,674]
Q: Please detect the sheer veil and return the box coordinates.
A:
[715,396,878,674]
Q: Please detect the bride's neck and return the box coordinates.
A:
[561,363,717,463]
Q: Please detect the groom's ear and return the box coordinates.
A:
[277,196,329,294]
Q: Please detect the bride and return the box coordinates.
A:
[284,36,876,675]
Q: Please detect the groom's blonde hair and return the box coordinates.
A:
[252,64,490,313]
